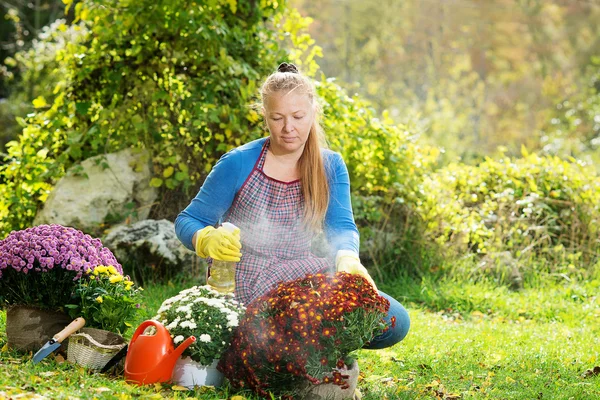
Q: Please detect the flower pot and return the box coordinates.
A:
[299,360,360,400]
[6,305,72,352]
[67,327,127,371]
[172,357,224,389]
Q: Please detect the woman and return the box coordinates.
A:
[175,62,409,349]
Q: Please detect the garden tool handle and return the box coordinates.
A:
[54,317,86,343]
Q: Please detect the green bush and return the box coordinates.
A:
[537,57,600,170]
[419,148,600,283]
[1,19,84,155]
[0,0,286,237]
[317,77,439,278]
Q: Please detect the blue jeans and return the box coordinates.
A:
[364,291,410,349]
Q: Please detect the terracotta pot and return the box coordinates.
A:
[172,357,224,389]
[6,305,72,352]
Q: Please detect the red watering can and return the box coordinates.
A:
[124,320,196,385]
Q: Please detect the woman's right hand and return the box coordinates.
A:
[194,225,242,262]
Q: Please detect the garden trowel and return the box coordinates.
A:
[32,317,86,364]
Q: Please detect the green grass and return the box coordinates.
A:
[1,276,600,399]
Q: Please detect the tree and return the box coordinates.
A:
[0,0,286,235]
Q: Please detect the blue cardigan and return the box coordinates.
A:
[174,137,359,255]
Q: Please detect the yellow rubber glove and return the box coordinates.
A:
[194,225,242,262]
[335,250,377,291]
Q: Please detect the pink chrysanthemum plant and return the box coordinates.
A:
[0,224,122,310]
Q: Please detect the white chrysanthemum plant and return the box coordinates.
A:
[154,285,246,366]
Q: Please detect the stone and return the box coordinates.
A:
[34,148,157,233]
[103,219,204,283]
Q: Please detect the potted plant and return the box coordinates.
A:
[218,272,391,400]
[0,224,121,351]
[153,285,246,389]
[65,265,143,370]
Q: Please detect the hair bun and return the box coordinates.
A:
[277,62,299,74]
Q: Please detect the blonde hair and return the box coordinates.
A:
[260,65,329,232]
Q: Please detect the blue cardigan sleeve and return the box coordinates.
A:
[324,151,360,255]
[175,150,243,251]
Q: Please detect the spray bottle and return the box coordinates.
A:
[207,222,238,294]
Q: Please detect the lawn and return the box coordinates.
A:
[1,277,599,399]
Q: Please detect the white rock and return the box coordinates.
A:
[34,148,157,231]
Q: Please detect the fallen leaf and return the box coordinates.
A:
[583,366,600,378]
[54,354,65,363]
[94,387,112,394]
[364,374,385,383]
[231,396,247,400]
[39,371,58,377]
[195,386,217,394]
[139,394,163,399]
[171,385,189,391]
[425,379,440,389]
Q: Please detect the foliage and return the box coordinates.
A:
[0,19,88,153]
[0,267,79,312]
[291,0,600,163]
[154,285,245,367]
[314,77,438,276]
[418,149,600,283]
[0,0,287,237]
[0,224,121,310]
[537,57,600,168]
[218,272,389,399]
[65,265,143,334]
[0,0,67,98]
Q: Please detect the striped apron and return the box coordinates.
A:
[223,139,333,306]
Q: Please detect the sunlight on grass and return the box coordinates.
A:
[1,279,600,399]
[357,309,600,399]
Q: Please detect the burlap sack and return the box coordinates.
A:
[299,360,360,400]
[6,305,73,353]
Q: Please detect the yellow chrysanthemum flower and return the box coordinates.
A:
[95,266,108,275]
[95,296,103,303]
[109,274,124,284]
[107,265,118,275]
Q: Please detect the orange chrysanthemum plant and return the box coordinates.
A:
[218,272,392,399]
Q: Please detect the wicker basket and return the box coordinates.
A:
[67,328,127,371]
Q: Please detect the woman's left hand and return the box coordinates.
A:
[335,250,378,291]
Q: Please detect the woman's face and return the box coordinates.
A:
[263,91,315,155]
